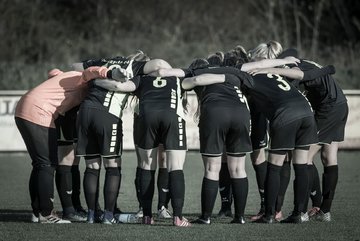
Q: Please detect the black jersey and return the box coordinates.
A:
[192,66,251,108]
[81,58,145,118]
[83,57,146,78]
[80,83,132,118]
[295,60,347,111]
[189,66,252,155]
[132,75,186,119]
[245,73,313,127]
[83,56,128,69]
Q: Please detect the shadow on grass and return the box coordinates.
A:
[0,209,33,222]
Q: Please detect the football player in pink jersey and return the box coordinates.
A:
[15,66,108,223]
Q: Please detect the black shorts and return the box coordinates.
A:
[55,106,79,146]
[269,116,318,151]
[137,111,187,150]
[250,110,268,150]
[76,107,123,158]
[315,102,348,144]
[199,105,252,156]
[15,117,58,167]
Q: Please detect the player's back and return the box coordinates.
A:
[134,75,185,117]
[248,73,313,126]
[297,60,347,110]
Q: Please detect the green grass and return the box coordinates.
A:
[0,151,359,241]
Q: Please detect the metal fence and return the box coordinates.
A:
[1,90,359,151]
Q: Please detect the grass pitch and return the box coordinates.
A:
[0,151,359,241]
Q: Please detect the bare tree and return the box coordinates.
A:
[310,0,328,58]
[332,0,356,41]
[292,0,302,54]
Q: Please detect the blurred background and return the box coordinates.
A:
[1,0,359,90]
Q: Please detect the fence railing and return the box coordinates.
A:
[1,90,359,151]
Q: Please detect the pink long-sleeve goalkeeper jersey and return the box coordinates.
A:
[15,66,108,128]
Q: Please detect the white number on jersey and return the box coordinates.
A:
[153,77,167,88]
[267,73,291,91]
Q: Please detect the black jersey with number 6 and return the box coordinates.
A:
[132,75,187,150]
[132,75,186,118]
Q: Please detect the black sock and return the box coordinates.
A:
[56,165,74,215]
[310,164,322,207]
[303,164,313,212]
[114,167,122,211]
[103,167,120,213]
[38,165,56,216]
[253,161,267,211]
[71,165,82,209]
[264,163,281,216]
[201,177,218,219]
[140,169,155,217]
[219,163,232,210]
[321,165,338,213]
[157,168,170,210]
[95,169,102,212]
[135,167,142,208]
[231,177,248,218]
[293,164,309,215]
[29,168,40,215]
[276,161,291,212]
[83,168,100,211]
[169,170,185,218]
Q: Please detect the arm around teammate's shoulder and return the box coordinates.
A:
[93,78,137,92]
[148,68,186,78]
[81,66,109,82]
[182,74,225,90]
[240,56,300,72]
[247,67,304,80]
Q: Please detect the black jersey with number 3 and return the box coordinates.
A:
[246,73,313,127]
